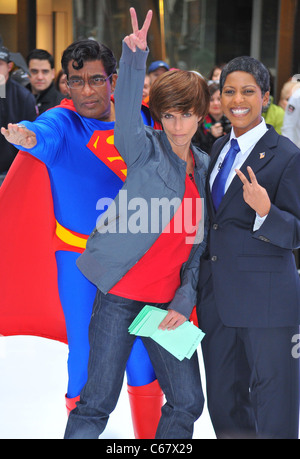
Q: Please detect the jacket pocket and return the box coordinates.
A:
[237,255,284,273]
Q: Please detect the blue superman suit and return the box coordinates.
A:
[0,99,162,438]
[197,126,300,438]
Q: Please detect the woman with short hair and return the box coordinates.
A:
[65,8,210,440]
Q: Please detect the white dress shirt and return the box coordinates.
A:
[210,119,268,230]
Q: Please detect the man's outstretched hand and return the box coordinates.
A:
[1,123,37,149]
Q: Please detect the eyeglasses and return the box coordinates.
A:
[67,74,112,89]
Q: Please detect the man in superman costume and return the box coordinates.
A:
[0,39,164,439]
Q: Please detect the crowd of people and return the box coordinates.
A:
[0,6,299,440]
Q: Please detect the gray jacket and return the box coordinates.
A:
[77,43,209,318]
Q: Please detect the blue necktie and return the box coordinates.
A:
[212,138,240,210]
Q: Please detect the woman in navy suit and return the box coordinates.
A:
[197,56,300,439]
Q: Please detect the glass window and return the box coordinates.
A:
[73,0,161,63]
[164,0,219,77]
[260,0,280,71]
[73,0,280,81]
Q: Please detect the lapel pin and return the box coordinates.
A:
[259,152,266,160]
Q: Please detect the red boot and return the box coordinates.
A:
[127,379,164,439]
[65,394,80,416]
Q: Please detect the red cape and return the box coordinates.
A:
[0,100,78,343]
[0,151,67,342]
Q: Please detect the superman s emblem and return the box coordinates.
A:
[87,130,127,183]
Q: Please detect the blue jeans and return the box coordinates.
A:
[64,291,204,439]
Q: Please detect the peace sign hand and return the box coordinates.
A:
[124,8,153,52]
[235,166,271,217]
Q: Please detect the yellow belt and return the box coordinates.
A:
[55,221,88,250]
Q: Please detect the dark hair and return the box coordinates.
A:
[61,39,117,82]
[219,56,270,96]
[149,70,210,123]
[208,82,220,97]
[27,49,55,69]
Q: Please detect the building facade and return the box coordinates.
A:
[0,0,299,102]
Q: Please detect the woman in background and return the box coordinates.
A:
[193,82,231,155]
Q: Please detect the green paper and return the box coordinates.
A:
[128,305,167,337]
[129,306,205,361]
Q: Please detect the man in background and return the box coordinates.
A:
[147,60,169,85]
[26,49,64,114]
[0,42,37,185]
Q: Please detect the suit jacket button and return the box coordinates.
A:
[259,235,270,242]
[211,255,218,262]
[213,224,219,230]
